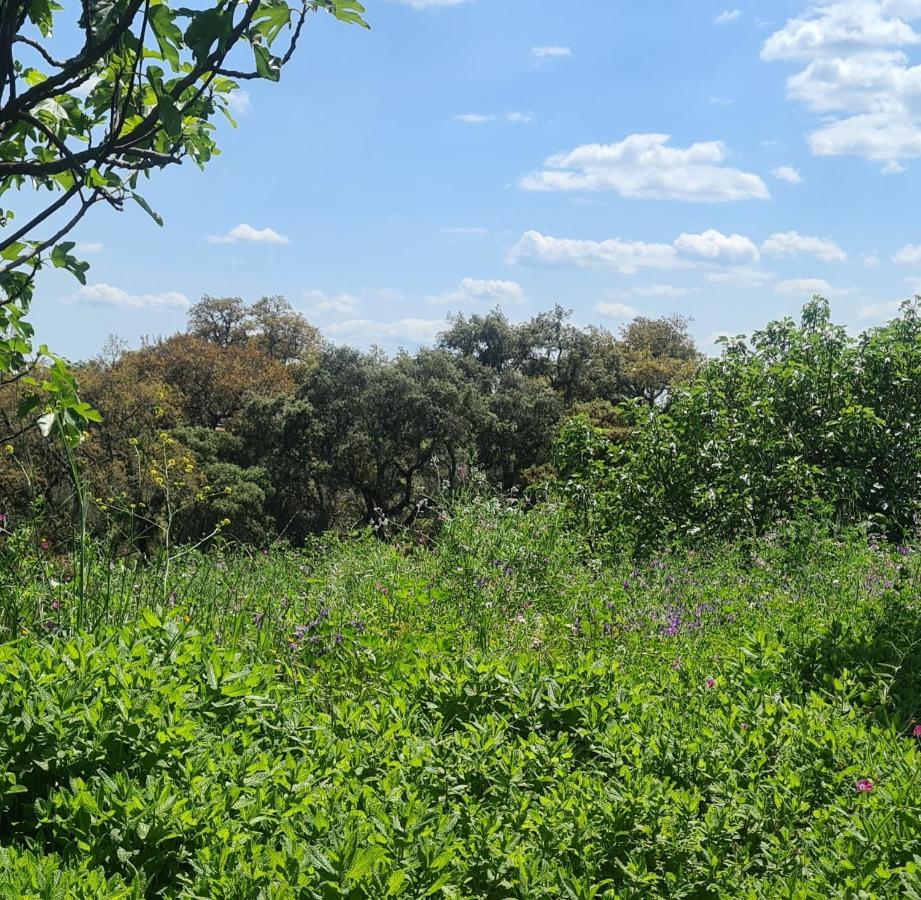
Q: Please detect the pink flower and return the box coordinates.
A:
[705,677,716,689]
[913,724,921,738]
[50,600,60,611]
[39,539,49,551]
[855,778,874,793]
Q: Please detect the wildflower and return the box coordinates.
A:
[740,722,749,730]
[855,778,874,793]
[705,677,716,689]
[253,612,264,627]
[50,600,60,611]
[913,724,921,738]
[39,538,50,551]
[671,656,681,670]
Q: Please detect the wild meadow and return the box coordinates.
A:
[2,492,921,898]
[7,2,921,896]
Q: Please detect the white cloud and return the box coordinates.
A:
[762,230,847,261]
[519,133,769,202]
[858,299,903,318]
[632,284,689,298]
[775,277,834,295]
[69,283,189,310]
[226,90,252,116]
[510,228,772,273]
[304,289,360,315]
[709,95,736,105]
[532,46,571,58]
[864,252,883,267]
[771,165,803,182]
[893,242,921,262]
[508,230,684,273]
[207,223,289,245]
[763,3,921,166]
[715,9,741,25]
[75,241,103,254]
[325,317,445,346]
[675,229,761,261]
[594,301,638,318]
[428,277,526,306]
[455,112,532,124]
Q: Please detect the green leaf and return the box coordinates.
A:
[253,44,281,82]
[345,846,385,881]
[157,94,182,140]
[131,193,164,227]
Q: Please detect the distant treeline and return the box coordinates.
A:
[0,296,699,547]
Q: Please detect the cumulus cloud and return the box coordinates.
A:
[207,223,289,244]
[762,230,847,261]
[892,242,921,262]
[594,301,638,318]
[75,241,104,254]
[772,165,803,182]
[508,231,683,273]
[532,46,571,58]
[775,277,834,295]
[428,277,526,306]
[864,252,883,267]
[675,229,761,261]
[510,228,781,274]
[304,289,360,315]
[68,283,189,310]
[226,90,252,116]
[715,9,741,25]
[519,133,769,202]
[763,3,921,167]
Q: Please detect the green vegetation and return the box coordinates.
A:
[1,497,921,897]
[6,8,921,896]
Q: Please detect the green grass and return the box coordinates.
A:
[1,500,921,897]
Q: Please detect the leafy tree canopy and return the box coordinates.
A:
[0,0,366,444]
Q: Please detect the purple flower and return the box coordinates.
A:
[50,600,60,612]
[855,778,874,793]
[913,724,921,738]
[39,539,50,551]
[705,677,716,689]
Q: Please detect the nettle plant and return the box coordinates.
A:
[0,0,367,447]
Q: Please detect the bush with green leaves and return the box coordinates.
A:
[556,297,921,553]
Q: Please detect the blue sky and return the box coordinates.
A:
[28,0,921,358]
